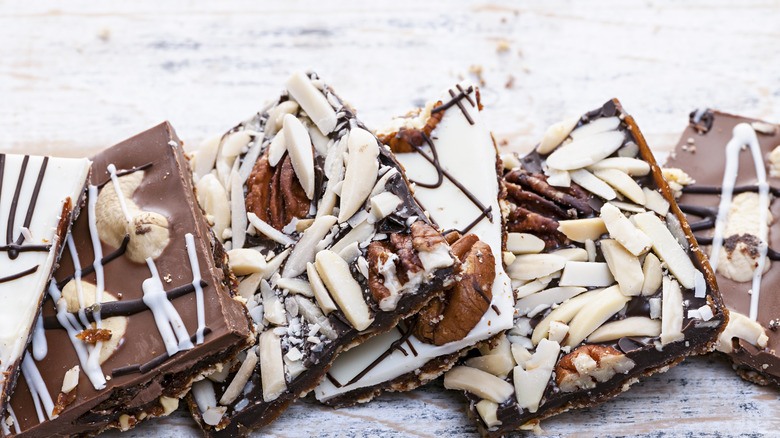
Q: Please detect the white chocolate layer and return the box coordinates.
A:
[0,154,90,406]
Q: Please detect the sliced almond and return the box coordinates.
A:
[259,331,287,402]
[196,174,230,242]
[641,253,663,296]
[585,238,597,262]
[267,128,288,167]
[283,114,316,199]
[221,131,253,158]
[546,131,625,171]
[545,167,571,187]
[513,339,560,413]
[609,200,646,214]
[465,352,514,379]
[238,273,263,301]
[531,288,603,345]
[308,122,331,156]
[263,249,290,280]
[275,277,314,297]
[294,295,338,339]
[476,400,501,428]
[260,279,287,326]
[558,218,607,243]
[514,275,554,299]
[282,215,338,278]
[594,169,646,205]
[511,343,533,365]
[716,311,769,353]
[600,203,651,256]
[516,286,586,317]
[618,141,639,158]
[265,100,300,136]
[600,239,644,296]
[587,317,661,343]
[315,250,374,330]
[661,276,684,345]
[551,247,588,262]
[370,192,402,220]
[194,135,220,181]
[569,168,617,200]
[643,188,670,216]
[632,212,696,289]
[649,297,662,320]
[587,157,651,176]
[537,117,579,155]
[444,366,514,404]
[569,116,620,140]
[285,71,337,135]
[338,128,380,222]
[558,261,614,287]
[230,169,247,250]
[159,395,179,416]
[500,152,522,171]
[62,365,80,393]
[507,253,567,281]
[565,285,630,347]
[227,248,268,276]
[219,349,258,405]
[247,212,296,246]
[328,220,374,254]
[547,321,569,344]
[506,233,545,254]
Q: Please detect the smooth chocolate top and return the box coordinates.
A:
[666,110,780,382]
[5,123,253,437]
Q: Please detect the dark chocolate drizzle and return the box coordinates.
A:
[42,280,208,330]
[431,85,476,126]
[111,327,213,377]
[679,187,780,260]
[0,265,39,284]
[56,235,131,289]
[689,108,715,133]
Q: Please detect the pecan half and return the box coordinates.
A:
[555,344,635,392]
[506,205,566,247]
[411,221,447,253]
[378,105,444,153]
[413,234,495,345]
[505,168,593,217]
[245,152,310,230]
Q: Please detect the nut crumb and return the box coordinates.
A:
[496,39,511,53]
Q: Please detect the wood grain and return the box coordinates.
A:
[2,0,779,436]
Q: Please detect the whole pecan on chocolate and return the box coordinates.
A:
[245,152,310,230]
[413,233,495,346]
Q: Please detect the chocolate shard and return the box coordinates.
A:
[665,109,780,387]
[2,123,255,437]
[444,99,726,437]
[0,153,90,421]
[187,72,457,437]
[314,83,514,407]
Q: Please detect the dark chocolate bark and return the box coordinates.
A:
[2,123,254,437]
[187,72,456,437]
[445,100,726,437]
[665,109,780,386]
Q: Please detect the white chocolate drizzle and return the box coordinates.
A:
[106,164,133,223]
[31,313,47,361]
[20,353,56,422]
[142,258,195,355]
[708,123,769,321]
[185,233,207,344]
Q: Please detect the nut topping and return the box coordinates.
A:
[245,152,311,231]
[413,234,495,345]
[555,344,635,393]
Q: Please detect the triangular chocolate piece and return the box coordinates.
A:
[443,99,726,436]
[315,83,514,406]
[188,72,457,436]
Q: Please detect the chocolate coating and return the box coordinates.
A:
[666,110,780,386]
[4,123,254,437]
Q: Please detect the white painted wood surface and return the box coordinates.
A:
[2,0,779,436]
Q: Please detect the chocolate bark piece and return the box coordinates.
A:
[1,123,254,437]
[665,110,780,386]
[187,72,457,437]
[444,99,726,437]
[0,154,90,421]
[314,83,514,406]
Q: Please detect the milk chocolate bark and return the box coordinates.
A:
[188,72,456,436]
[1,123,254,437]
[444,100,726,437]
[314,83,514,406]
[0,154,90,420]
[665,110,780,386]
